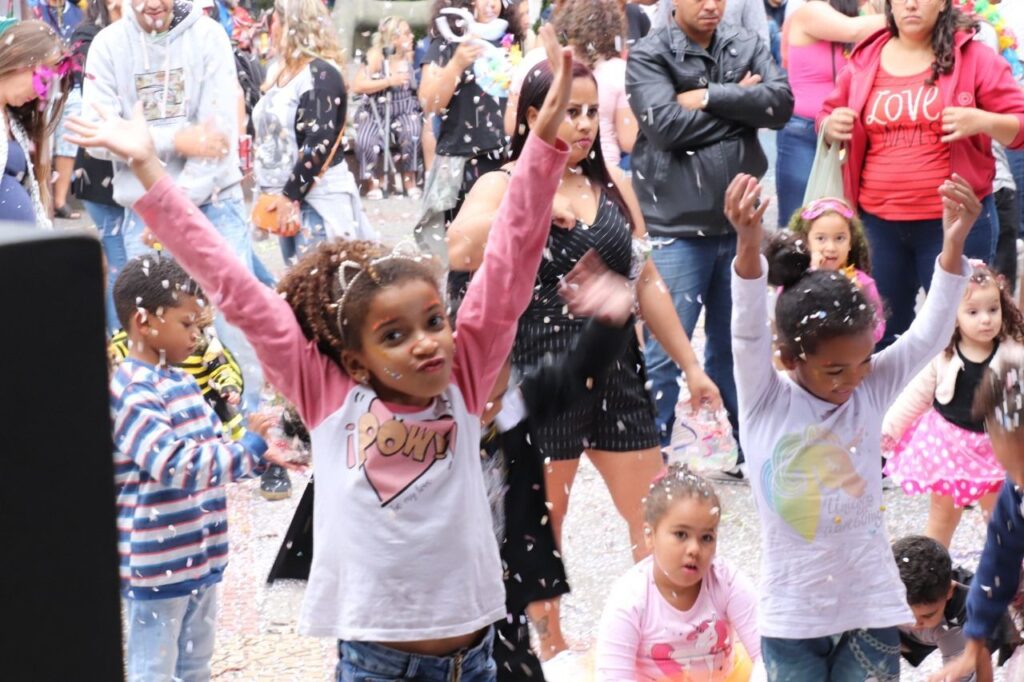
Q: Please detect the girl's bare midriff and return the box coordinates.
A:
[378,628,486,657]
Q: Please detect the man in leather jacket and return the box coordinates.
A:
[626,0,792,477]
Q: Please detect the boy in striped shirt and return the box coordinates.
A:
[110,254,280,681]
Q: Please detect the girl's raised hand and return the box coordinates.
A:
[532,23,574,147]
[66,101,156,165]
[724,174,768,241]
[940,174,982,245]
[726,174,769,280]
[938,174,980,275]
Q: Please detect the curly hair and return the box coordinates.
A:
[113,254,204,333]
[786,199,872,274]
[946,262,1024,356]
[428,0,526,46]
[644,462,721,528]
[892,535,952,605]
[552,0,624,69]
[276,241,443,366]
[885,1,978,85]
[765,231,877,357]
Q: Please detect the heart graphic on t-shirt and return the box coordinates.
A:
[358,398,458,506]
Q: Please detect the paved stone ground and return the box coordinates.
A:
[59,134,1011,679]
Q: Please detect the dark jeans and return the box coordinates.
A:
[644,234,741,462]
[862,194,997,349]
[762,628,901,681]
[1008,149,1024,233]
[775,116,817,228]
[994,186,1020,284]
[337,628,496,681]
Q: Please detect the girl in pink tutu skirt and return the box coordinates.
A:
[882,262,1024,547]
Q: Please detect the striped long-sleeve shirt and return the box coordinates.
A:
[111,357,267,600]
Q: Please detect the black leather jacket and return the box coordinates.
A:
[627,21,793,237]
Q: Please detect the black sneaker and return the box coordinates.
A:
[260,464,292,501]
[706,465,749,485]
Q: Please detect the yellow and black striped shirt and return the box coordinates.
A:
[109,329,246,440]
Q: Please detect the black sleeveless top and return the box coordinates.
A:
[513,192,635,369]
[522,191,633,318]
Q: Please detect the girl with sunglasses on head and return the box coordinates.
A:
[785,196,886,343]
[0,19,70,227]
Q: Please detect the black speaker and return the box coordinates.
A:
[0,226,123,680]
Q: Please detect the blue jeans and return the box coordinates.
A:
[645,235,740,459]
[84,200,126,333]
[123,197,264,413]
[278,203,328,266]
[1008,148,1024,235]
[762,627,901,682]
[124,584,218,682]
[337,627,496,681]
[775,116,818,228]
[768,18,782,66]
[862,194,997,349]
[252,252,276,287]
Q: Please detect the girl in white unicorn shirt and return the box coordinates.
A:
[725,172,976,680]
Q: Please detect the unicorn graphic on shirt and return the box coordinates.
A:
[760,425,867,542]
[650,618,732,679]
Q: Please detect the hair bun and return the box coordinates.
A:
[764,231,811,289]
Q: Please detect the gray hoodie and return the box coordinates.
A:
[83,1,242,207]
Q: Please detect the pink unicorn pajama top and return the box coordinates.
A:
[595,556,760,681]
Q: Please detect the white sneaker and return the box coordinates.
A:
[540,650,586,682]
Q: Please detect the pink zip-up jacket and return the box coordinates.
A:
[133,134,570,640]
[819,28,1024,209]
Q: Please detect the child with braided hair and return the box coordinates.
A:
[69,24,576,682]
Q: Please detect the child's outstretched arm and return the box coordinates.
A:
[725,174,781,419]
[869,177,976,408]
[452,24,572,415]
[930,481,1022,682]
[66,106,350,428]
[113,385,275,491]
[517,251,637,426]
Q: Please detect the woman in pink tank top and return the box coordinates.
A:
[776,0,885,226]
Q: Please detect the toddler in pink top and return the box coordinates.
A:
[596,464,761,682]
[784,196,886,344]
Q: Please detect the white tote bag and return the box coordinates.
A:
[802,126,847,205]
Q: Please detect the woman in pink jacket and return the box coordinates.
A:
[819,0,1024,350]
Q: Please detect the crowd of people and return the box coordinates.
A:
[11,0,1024,679]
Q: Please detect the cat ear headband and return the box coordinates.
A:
[334,241,436,343]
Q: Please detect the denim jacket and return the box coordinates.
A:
[626,21,793,238]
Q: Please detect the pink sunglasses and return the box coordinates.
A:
[31,56,77,103]
[801,198,854,221]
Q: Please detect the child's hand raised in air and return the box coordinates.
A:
[66,101,165,189]
[725,173,770,280]
[559,250,635,327]
[938,174,981,275]
[531,23,575,147]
